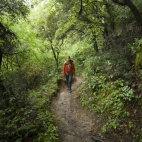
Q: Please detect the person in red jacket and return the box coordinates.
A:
[62,56,75,92]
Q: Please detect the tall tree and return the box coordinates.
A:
[0,0,29,102]
[32,1,65,68]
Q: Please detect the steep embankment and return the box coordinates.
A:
[50,77,104,142]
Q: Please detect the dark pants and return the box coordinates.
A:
[65,74,73,90]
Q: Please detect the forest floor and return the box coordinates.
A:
[50,76,105,142]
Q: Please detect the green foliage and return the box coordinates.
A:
[0,107,37,141]
[0,3,61,139]
[0,0,30,67]
[81,62,134,117]
[35,110,58,142]
[130,38,142,98]
[1,0,142,141]
[0,0,29,18]
[0,90,58,142]
[29,0,66,68]
[78,46,142,140]
[131,38,142,70]
[0,61,59,142]
[29,90,58,142]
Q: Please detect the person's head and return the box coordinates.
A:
[66,56,70,60]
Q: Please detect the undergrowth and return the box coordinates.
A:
[0,61,60,142]
[78,46,142,141]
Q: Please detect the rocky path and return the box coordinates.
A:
[51,76,102,142]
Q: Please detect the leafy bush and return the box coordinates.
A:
[79,49,142,140]
[0,59,59,142]
[0,84,59,142]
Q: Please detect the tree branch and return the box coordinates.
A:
[78,0,83,16]
[123,0,142,26]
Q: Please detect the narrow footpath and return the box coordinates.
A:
[51,76,103,142]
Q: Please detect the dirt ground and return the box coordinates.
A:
[50,76,105,142]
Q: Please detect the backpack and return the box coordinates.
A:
[64,60,73,73]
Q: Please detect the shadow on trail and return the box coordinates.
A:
[51,76,104,142]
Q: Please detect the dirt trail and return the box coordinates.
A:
[51,76,102,142]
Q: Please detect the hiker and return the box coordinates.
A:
[62,56,75,92]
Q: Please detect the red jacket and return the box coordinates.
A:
[62,60,75,76]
